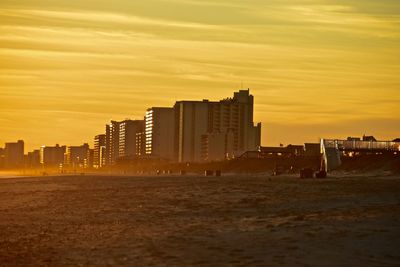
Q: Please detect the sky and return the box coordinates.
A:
[0,0,399,151]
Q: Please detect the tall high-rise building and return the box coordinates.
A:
[208,89,261,156]
[40,144,66,167]
[145,107,175,160]
[174,90,261,162]
[93,134,106,169]
[4,140,24,168]
[174,101,209,162]
[105,121,120,165]
[105,119,145,165]
[119,120,144,158]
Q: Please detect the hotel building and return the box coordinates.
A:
[4,140,24,168]
[119,120,144,158]
[174,89,261,162]
[93,134,106,168]
[40,144,66,167]
[145,108,175,160]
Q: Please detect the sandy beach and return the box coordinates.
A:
[0,174,399,266]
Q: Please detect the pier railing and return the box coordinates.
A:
[322,139,400,152]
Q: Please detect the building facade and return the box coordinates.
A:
[105,121,120,165]
[93,134,106,169]
[64,143,90,168]
[119,120,144,159]
[136,132,146,157]
[174,101,209,162]
[145,108,175,160]
[100,89,261,164]
[40,144,66,167]
[208,89,261,157]
[174,90,261,162]
[26,150,40,168]
[4,140,24,168]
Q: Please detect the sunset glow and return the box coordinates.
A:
[1,0,399,150]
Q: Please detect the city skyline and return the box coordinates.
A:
[0,90,264,168]
[1,85,399,152]
[1,0,400,151]
[1,88,398,169]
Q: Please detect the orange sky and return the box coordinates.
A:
[1,0,399,151]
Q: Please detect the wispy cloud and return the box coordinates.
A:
[0,8,225,30]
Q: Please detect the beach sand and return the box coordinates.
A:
[0,174,399,266]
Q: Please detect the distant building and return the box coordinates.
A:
[93,134,106,169]
[201,132,231,161]
[64,143,90,168]
[363,135,377,142]
[259,144,304,157]
[145,108,175,160]
[105,121,120,165]
[347,137,361,141]
[0,147,5,168]
[4,140,24,168]
[174,100,209,162]
[26,150,40,168]
[304,143,321,157]
[135,132,146,157]
[101,89,261,163]
[174,89,261,162]
[119,120,144,159]
[209,90,261,157]
[40,144,66,167]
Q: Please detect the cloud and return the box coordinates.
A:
[0,8,225,30]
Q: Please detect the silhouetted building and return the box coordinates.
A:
[64,143,90,168]
[94,134,106,169]
[174,89,261,162]
[363,135,377,142]
[26,150,40,168]
[145,108,175,160]
[4,140,24,168]
[40,144,66,167]
[259,144,304,157]
[304,143,321,157]
[287,145,305,156]
[174,100,209,162]
[119,120,144,158]
[201,132,231,161]
[209,90,261,157]
[347,137,361,141]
